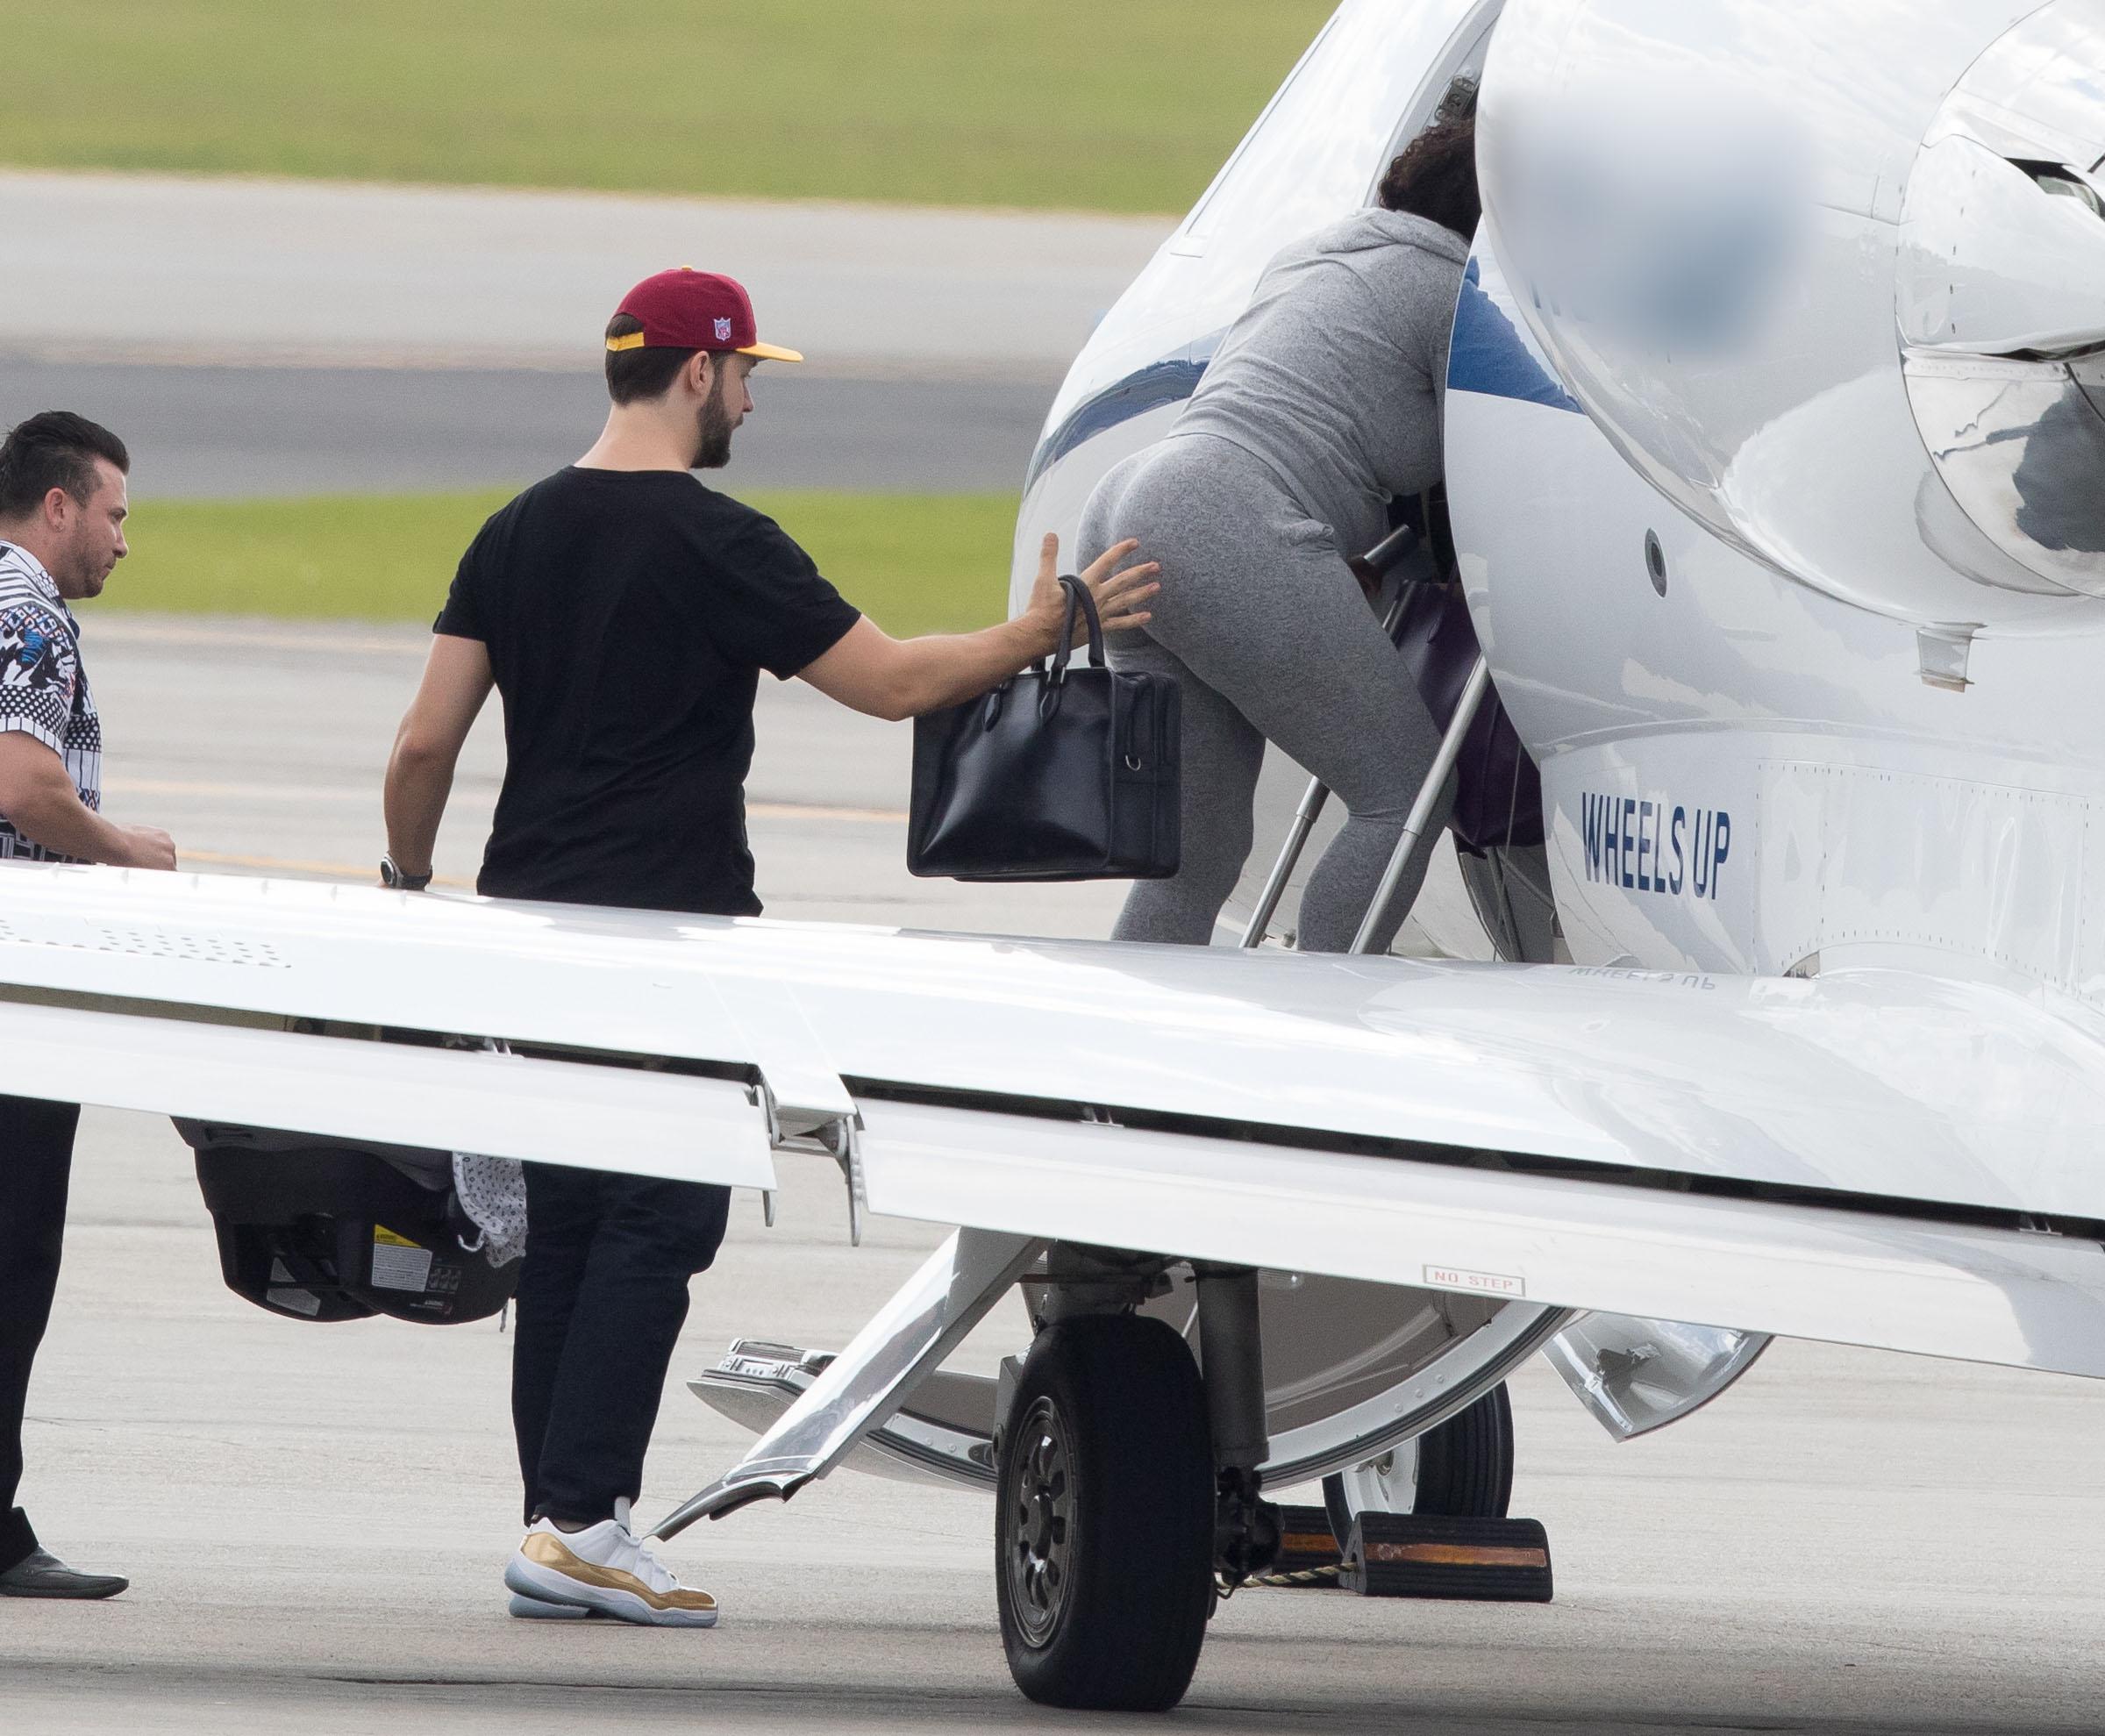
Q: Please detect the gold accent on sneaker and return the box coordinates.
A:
[518,1532,717,1614]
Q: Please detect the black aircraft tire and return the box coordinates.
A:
[1322,1381,1515,1542]
[995,1313,1215,1712]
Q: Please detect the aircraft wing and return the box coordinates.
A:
[6,862,2105,1378]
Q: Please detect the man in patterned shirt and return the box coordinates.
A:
[0,411,175,1600]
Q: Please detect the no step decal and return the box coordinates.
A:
[1424,1264,1526,1297]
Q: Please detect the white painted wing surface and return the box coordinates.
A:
[853,1098,2105,1381]
[0,997,774,1187]
[4,863,2105,1377]
[4,864,2105,1215]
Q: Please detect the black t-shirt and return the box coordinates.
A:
[433,468,860,914]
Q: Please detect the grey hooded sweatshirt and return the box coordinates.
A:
[1169,208,1471,561]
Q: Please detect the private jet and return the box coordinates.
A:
[3,0,2101,1711]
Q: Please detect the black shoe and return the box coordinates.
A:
[0,1547,128,1599]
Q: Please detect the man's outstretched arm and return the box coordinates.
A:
[383,632,494,880]
[0,732,173,868]
[798,534,1158,722]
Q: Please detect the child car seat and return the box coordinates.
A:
[177,1118,518,1325]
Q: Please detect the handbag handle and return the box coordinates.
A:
[1046,574,1108,686]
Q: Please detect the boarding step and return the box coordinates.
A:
[689,1337,1000,1491]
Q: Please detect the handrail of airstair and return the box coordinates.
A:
[1240,521,1489,954]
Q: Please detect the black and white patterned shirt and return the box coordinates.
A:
[0,541,100,862]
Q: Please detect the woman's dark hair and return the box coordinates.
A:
[603,311,702,405]
[1378,76,1481,239]
[0,411,129,519]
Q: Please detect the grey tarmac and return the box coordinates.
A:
[7,619,2104,1735]
[0,172,1163,499]
[0,171,1167,379]
[0,358,1057,500]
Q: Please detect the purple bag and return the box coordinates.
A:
[1390,579,1544,854]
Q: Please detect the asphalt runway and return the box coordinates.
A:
[9,616,2105,1733]
[81,613,1125,933]
[0,359,1053,498]
[1,170,1165,499]
[2,171,1165,377]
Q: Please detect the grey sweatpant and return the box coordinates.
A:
[1079,433,1450,952]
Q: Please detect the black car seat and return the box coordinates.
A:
[177,1119,518,1325]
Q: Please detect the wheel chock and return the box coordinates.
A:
[1254,1504,1345,1587]
[1338,1513,1553,1602]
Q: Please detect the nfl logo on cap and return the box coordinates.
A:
[714,317,733,342]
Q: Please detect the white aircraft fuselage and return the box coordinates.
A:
[5,0,2102,1712]
[1015,0,2105,1021]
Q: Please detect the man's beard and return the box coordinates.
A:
[57,535,100,599]
[691,390,735,470]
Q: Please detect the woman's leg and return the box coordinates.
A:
[1083,441,1267,946]
[1108,632,1265,945]
[1096,439,1446,954]
[1182,547,1448,954]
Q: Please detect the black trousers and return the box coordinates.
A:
[0,1095,81,1574]
[510,1162,731,1526]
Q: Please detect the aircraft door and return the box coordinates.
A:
[1227,6,1555,967]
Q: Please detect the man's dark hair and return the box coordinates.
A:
[604,313,703,405]
[1378,77,1481,239]
[0,411,130,520]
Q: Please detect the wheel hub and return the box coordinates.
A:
[1006,1396,1074,1648]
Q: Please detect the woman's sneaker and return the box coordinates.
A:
[503,1516,718,1627]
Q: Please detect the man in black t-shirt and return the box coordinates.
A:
[425,457,860,912]
[381,268,1157,1627]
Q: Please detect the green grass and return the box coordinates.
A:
[102,489,1018,635]
[0,1,1333,215]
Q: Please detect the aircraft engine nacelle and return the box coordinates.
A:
[1479,0,2105,625]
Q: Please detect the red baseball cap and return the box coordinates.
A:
[607,268,803,363]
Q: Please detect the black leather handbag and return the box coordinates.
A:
[909,576,1181,881]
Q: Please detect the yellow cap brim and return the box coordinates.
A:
[737,342,804,363]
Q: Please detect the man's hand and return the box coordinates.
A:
[1017,534,1160,659]
[799,533,1162,722]
[0,732,175,867]
[119,825,177,871]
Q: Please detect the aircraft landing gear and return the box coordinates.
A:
[1321,1381,1516,1541]
[995,1313,1215,1711]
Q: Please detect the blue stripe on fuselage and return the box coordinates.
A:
[1447,258,1583,413]
[1025,250,1581,494]
[1021,349,1217,493]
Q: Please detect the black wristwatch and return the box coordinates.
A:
[380,854,432,892]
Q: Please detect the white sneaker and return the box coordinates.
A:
[503,1516,718,1628]
[507,1590,601,1620]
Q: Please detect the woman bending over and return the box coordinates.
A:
[1079,86,1479,951]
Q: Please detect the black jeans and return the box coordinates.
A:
[0,1096,81,1574]
[510,1162,731,1526]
